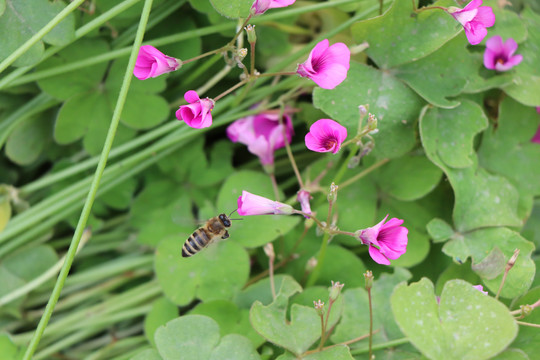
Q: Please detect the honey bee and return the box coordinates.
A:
[182,213,233,257]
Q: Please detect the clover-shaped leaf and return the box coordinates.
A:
[155,315,260,360]
[391,279,518,360]
[250,276,334,356]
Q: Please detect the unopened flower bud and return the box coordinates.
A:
[245,24,257,44]
[306,257,317,272]
[329,280,344,301]
[348,154,360,169]
[327,182,338,204]
[304,217,315,229]
[358,105,368,117]
[367,113,378,132]
[364,270,373,290]
[263,242,275,259]
[520,304,533,317]
[314,299,325,315]
[508,249,520,268]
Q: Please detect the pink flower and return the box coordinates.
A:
[133,45,180,80]
[296,39,350,89]
[484,36,523,71]
[447,0,495,45]
[227,111,294,166]
[251,0,295,15]
[355,215,408,265]
[297,190,312,217]
[175,90,215,129]
[473,285,488,295]
[305,119,347,154]
[237,191,293,216]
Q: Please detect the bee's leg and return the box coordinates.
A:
[221,231,229,239]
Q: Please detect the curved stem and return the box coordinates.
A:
[339,158,389,189]
[350,337,410,355]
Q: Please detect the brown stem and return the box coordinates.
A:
[516,321,540,328]
[257,71,298,78]
[228,15,252,46]
[339,159,390,189]
[278,110,305,189]
[250,41,256,76]
[269,172,280,201]
[368,287,373,360]
[182,48,226,65]
[213,79,248,101]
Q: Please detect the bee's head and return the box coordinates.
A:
[219,213,231,227]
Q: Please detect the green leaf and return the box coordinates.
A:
[37,39,110,100]
[377,153,442,201]
[217,171,300,248]
[155,315,220,360]
[0,334,24,360]
[391,278,518,360]
[0,0,5,16]
[435,262,481,295]
[394,36,477,108]
[331,268,411,348]
[0,0,75,67]
[442,227,535,298]
[426,218,454,243]
[478,97,540,197]
[313,246,366,288]
[209,0,252,19]
[249,276,323,355]
[155,236,250,306]
[190,300,265,347]
[351,0,460,68]
[276,346,354,360]
[234,274,290,309]
[419,100,488,169]
[493,349,530,360]
[483,4,528,44]
[313,63,423,159]
[99,177,137,210]
[155,316,260,360]
[290,285,344,332]
[144,297,179,347]
[5,114,53,166]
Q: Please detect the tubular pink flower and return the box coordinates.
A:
[237,191,293,216]
[448,0,495,45]
[176,90,215,129]
[473,285,488,295]
[296,39,350,89]
[355,215,408,265]
[251,0,295,15]
[297,190,312,217]
[484,36,523,71]
[133,45,180,80]
[305,119,347,154]
[227,111,294,166]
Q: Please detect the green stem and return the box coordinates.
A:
[20,1,154,358]
[339,159,389,189]
[0,0,87,75]
[368,287,373,359]
[349,337,410,355]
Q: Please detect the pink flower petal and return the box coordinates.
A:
[368,246,391,265]
[184,90,200,103]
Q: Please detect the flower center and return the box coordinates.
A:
[323,139,337,150]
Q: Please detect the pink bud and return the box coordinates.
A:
[296,39,350,89]
[296,190,312,217]
[251,0,295,15]
[176,90,215,129]
[133,45,180,80]
[237,191,293,216]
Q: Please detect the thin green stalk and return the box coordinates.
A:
[0,0,142,89]
[349,337,410,355]
[82,336,147,360]
[339,159,390,189]
[21,1,155,358]
[0,0,87,75]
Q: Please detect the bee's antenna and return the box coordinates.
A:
[228,208,239,218]
[229,218,243,221]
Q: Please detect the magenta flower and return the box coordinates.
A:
[355,215,408,265]
[133,45,180,80]
[176,90,215,129]
[227,111,294,166]
[296,190,312,217]
[251,0,295,15]
[305,119,347,154]
[296,39,350,89]
[447,0,495,45]
[237,191,293,216]
[532,123,540,144]
[484,36,523,71]
[473,285,488,295]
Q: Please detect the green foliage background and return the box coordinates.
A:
[0,0,539,359]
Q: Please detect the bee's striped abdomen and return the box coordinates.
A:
[182,229,211,257]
